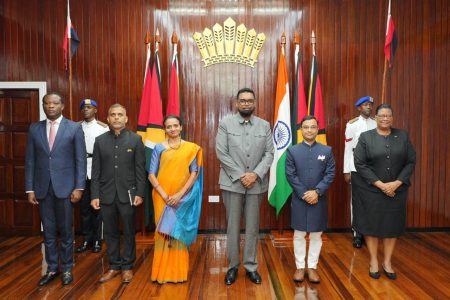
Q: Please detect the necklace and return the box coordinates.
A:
[167,138,182,150]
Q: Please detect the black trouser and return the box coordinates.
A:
[101,193,136,270]
[80,179,102,243]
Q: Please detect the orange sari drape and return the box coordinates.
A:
[151,142,201,283]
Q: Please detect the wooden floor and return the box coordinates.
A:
[0,232,449,299]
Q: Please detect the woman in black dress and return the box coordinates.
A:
[352,103,416,280]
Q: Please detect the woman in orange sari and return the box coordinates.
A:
[148,115,203,283]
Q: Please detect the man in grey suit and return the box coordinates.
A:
[216,87,274,285]
[25,92,87,286]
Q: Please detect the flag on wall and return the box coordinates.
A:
[137,35,165,226]
[384,0,398,68]
[63,0,79,70]
[167,38,181,119]
[292,42,308,144]
[307,54,327,145]
[268,44,293,217]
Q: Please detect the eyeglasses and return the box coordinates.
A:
[238,99,255,105]
[301,126,318,130]
[376,115,393,119]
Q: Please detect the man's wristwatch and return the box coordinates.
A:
[315,189,322,197]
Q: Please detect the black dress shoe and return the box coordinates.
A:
[382,265,397,280]
[246,270,262,284]
[224,268,238,285]
[352,236,364,248]
[369,271,380,279]
[92,240,102,253]
[62,272,73,285]
[38,271,60,286]
[76,241,92,253]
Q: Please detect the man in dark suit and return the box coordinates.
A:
[285,115,335,284]
[90,103,145,284]
[25,92,87,286]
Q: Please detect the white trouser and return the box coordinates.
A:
[293,230,323,269]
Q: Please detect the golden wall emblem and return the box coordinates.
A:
[193,17,266,67]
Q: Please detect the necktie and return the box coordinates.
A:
[49,121,56,150]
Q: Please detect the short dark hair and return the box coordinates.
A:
[300,115,319,127]
[163,115,182,126]
[43,92,64,104]
[375,103,393,115]
[108,103,127,115]
[236,87,255,100]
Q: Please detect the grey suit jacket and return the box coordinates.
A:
[216,114,274,194]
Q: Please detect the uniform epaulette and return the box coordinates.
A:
[348,117,359,124]
[97,120,108,128]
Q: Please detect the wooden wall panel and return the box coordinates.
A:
[1,0,449,231]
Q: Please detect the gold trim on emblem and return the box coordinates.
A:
[193,17,266,67]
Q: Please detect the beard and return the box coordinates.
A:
[238,108,254,117]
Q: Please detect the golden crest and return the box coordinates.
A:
[193,17,266,67]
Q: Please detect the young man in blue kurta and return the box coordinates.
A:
[285,116,336,284]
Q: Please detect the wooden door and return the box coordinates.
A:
[0,89,40,235]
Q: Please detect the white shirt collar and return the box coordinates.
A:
[47,115,63,124]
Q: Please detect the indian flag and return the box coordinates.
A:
[268,44,293,217]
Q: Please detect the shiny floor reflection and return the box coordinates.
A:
[0,232,449,299]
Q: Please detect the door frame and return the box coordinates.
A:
[0,81,47,119]
[0,81,47,235]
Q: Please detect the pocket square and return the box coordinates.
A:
[127,148,133,152]
[317,155,325,161]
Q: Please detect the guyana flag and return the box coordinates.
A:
[268,45,293,217]
[307,54,327,145]
[137,39,165,226]
[292,42,308,144]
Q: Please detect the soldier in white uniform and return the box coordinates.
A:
[76,99,109,253]
[343,96,376,248]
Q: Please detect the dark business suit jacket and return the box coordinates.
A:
[353,128,416,192]
[25,118,87,198]
[91,128,145,204]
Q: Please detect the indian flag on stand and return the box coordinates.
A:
[268,42,293,217]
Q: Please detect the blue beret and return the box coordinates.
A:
[80,99,98,109]
[355,96,374,107]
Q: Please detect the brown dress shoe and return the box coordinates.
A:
[99,269,121,283]
[307,268,320,284]
[293,268,305,282]
[122,270,133,283]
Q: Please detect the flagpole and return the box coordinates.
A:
[277,33,286,234]
[309,31,316,112]
[381,0,392,104]
[141,31,151,236]
[155,28,160,78]
[293,32,300,68]
[67,0,73,118]
[144,32,151,81]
